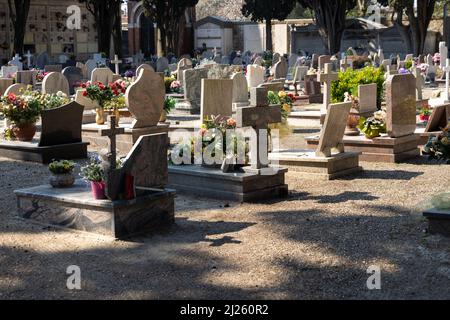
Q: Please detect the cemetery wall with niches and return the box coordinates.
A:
[0,0,97,63]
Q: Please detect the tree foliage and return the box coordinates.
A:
[241,0,296,51]
[79,0,123,57]
[298,0,357,55]
[381,0,436,55]
[7,0,31,56]
[143,0,199,56]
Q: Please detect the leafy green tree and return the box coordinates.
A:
[7,0,31,56]
[381,0,437,55]
[241,0,296,52]
[79,0,123,57]
[142,0,199,56]
[298,0,357,55]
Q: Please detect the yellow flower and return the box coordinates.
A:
[442,137,450,146]
[278,91,287,99]
[282,104,291,113]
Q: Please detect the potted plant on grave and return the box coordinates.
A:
[357,109,387,139]
[82,81,125,125]
[419,104,432,122]
[48,160,76,188]
[423,125,450,164]
[344,92,361,136]
[160,97,176,122]
[267,90,294,139]
[80,157,106,199]
[0,93,41,141]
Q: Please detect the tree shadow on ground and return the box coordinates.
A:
[343,169,424,181]
[264,191,379,204]
[256,204,450,299]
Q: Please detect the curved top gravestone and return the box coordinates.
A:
[125,68,165,129]
[38,101,84,147]
[136,64,154,77]
[4,83,27,96]
[386,74,417,138]
[91,67,115,85]
[62,67,83,95]
[42,72,70,95]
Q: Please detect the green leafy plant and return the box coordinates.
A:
[49,160,75,175]
[331,66,385,106]
[405,59,413,70]
[80,157,104,182]
[164,97,176,114]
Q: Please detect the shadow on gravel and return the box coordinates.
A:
[265,191,378,204]
[343,169,424,181]
[257,204,450,299]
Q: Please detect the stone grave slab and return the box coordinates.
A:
[168,87,289,202]
[15,132,175,239]
[270,102,362,179]
[358,83,378,116]
[232,72,249,110]
[0,101,89,163]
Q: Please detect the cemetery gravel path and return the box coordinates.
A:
[0,133,450,299]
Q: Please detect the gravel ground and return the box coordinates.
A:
[0,129,450,300]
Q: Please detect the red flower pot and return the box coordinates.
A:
[91,181,106,199]
[419,114,430,122]
[12,122,37,141]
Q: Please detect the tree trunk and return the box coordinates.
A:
[8,0,31,56]
[112,2,122,57]
[265,19,273,52]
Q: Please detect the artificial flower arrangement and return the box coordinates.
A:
[357,108,387,139]
[170,115,249,167]
[419,104,432,122]
[423,124,450,163]
[80,156,106,199]
[170,80,182,93]
[267,91,295,120]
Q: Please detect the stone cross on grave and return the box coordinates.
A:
[98,116,125,171]
[318,63,338,123]
[443,58,450,102]
[24,51,33,68]
[413,67,425,100]
[340,57,350,72]
[236,87,281,172]
[111,54,122,75]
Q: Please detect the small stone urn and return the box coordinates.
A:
[49,173,75,188]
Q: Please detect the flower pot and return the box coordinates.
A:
[419,114,430,122]
[49,173,75,188]
[95,107,105,125]
[113,107,120,125]
[91,181,106,199]
[345,112,360,136]
[11,122,37,141]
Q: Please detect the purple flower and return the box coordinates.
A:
[124,70,135,78]
[398,68,409,74]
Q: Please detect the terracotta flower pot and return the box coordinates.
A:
[91,181,106,199]
[345,111,360,136]
[12,122,37,141]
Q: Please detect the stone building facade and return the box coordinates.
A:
[126,0,196,57]
[0,0,98,62]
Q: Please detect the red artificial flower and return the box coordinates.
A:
[81,83,86,88]
[83,91,88,97]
